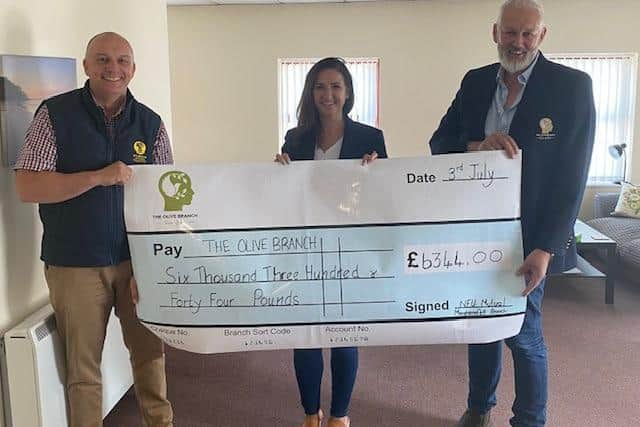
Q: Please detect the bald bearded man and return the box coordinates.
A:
[430,1,595,426]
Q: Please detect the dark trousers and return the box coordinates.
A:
[294,347,358,417]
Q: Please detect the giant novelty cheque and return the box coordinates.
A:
[124,152,526,354]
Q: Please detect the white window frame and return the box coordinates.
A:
[277,57,380,148]
[547,52,638,184]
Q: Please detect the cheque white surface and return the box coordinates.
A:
[125,152,525,353]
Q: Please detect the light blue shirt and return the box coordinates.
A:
[484,52,540,136]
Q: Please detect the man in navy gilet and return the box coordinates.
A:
[15,32,174,427]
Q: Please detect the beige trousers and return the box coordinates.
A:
[45,260,173,427]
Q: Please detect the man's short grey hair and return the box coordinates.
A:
[497,0,545,27]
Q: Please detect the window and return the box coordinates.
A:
[278,58,379,146]
[547,53,638,183]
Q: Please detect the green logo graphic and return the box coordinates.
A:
[158,171,194,211]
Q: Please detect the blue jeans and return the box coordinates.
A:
[294,347,358,417]
[467,279,548,427]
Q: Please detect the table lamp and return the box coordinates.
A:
[608,143,627,183]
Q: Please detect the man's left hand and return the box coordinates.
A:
[517,249,552,296]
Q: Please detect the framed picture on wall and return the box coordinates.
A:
[0,54,76,167]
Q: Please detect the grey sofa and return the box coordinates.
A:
[586,192,640,275]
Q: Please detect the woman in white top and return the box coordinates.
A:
[275,57,387,427]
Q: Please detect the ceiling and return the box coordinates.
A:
[167,0,377,5]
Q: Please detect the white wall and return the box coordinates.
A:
[167,0,640,217]
[0,1,173,424]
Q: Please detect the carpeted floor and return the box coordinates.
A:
[105,271,640,426]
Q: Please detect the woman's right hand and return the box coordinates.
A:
[274,153,291,165]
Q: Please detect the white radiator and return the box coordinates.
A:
[2,304,133,427]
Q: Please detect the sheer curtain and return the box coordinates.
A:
[548,53,638,183]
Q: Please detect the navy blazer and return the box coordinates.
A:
[429,53,596,273]
[282,117,387,161]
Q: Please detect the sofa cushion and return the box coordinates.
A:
[619,239,640,270]
[613,182,640,219]
[587,217,640,246]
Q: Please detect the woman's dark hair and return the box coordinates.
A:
[294,57,354,136]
